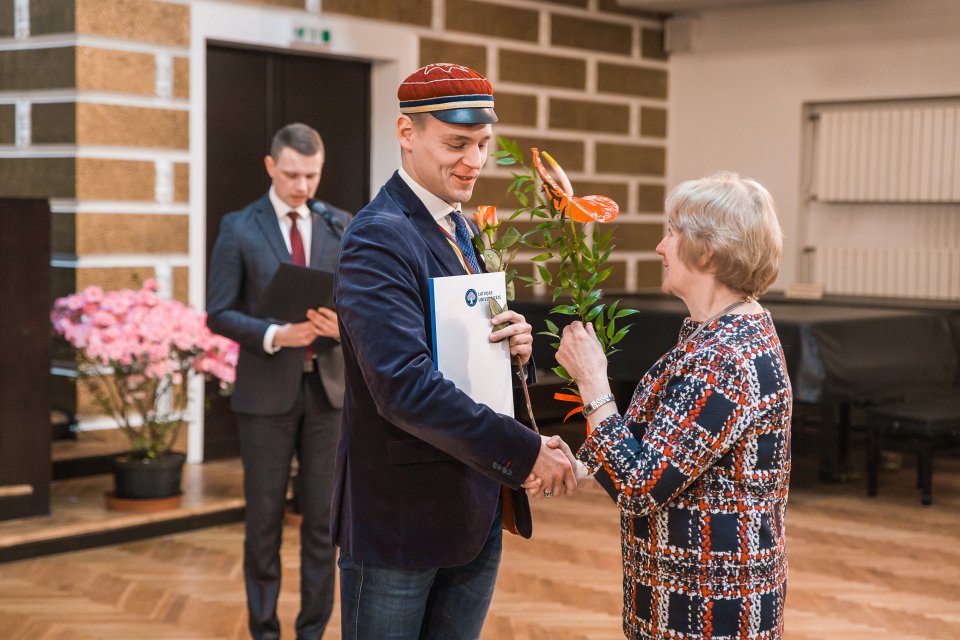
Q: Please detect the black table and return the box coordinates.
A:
[513,294,959,481]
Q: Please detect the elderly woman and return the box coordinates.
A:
[545,172,792,639]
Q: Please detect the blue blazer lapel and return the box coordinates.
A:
[385,173,465,277]
[254,195,292,265]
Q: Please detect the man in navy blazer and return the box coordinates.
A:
[333,64,576,639]
[207,123,351,640]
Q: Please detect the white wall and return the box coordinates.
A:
[667,0,960,287]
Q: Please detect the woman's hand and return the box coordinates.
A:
[556,321,609,399]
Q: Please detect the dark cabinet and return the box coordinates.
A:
[0,198,52,520]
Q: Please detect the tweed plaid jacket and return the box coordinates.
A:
[578,311,792,640]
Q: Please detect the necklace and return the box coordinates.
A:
[681,296,753,348]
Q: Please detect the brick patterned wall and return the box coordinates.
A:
[2,0,192,419]
[3,0,666,420]
[313,0,668,295]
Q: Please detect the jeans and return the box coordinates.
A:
[339,505,503,639]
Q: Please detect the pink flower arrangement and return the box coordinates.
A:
[51,279,238,459]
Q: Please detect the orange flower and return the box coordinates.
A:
[473,205,499,232]
[532,148,619,224]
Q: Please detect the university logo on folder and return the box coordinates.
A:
[428,272,514,416]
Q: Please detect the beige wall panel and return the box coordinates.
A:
[173,266,189,303]
[549,97,630,134]
[604,259,628,290]
[419,37,487,74]
[637,183,665,213]
[52,266,77,301]
[32,103,77,144]
[30,0,76,35]
[76,158,155,200]
[641,27,667,60]
[640,106,667,138]
[76,214,189,254]
[598,0,661,20]
[509,136,585,172]
[77,103,189,149]
[249,0,302,7]
[495,92,538,127]
[596,142,665,176]
[53,213,77,255]
[77,266,156,293]
[0,158,75,198]
[613,222,663,251]
[173,57,189,99]
[322,0,431,26]
[0,0,11,37]
[636,259,663,288]
[174,163,189,202]
[551,14,632,55]
[0,48,75,90]
[75,0,189,46]
[0,104,14,145]
[446,0,539,42]
[500,50,586,90]
[77,47,156,95]
[597,62,667,99]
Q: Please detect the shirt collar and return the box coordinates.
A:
[269,187,310,222]
[398,167,460,223]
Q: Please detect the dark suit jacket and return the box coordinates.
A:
[332,172,542,569]
[207,193,352,415]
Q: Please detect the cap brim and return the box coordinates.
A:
[431,107,498,125]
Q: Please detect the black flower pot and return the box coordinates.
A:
[112,452,186,500]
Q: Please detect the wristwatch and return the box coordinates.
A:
[582,393,615,418]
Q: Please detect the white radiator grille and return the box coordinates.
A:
[814,104,960,202]
[814,246,960,300]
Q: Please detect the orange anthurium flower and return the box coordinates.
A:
[532,148,619,224]
[473,205,499,232]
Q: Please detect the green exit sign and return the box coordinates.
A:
[294,26,331,45]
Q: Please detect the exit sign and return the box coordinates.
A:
[294,25,331,45]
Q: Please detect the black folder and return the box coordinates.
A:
[256,263,335,323]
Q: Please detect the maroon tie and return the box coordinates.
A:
[288,212,313,361]
[288,212,306,266]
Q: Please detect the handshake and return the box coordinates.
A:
[522,435,589,499]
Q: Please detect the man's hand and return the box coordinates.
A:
[522,435,588,496]
[489,309,533,366]
[526,434,576,499]
[307,307,340,341]
[273,320,322,348]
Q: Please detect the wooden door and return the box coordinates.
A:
[204,45,371,460]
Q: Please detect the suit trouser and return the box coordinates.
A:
[237,369,340,640]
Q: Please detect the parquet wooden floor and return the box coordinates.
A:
[1,457,957,639]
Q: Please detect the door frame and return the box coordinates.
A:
[187,1,417,462]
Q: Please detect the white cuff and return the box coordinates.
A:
[263,324,281,354]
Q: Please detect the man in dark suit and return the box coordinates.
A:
[207,123,351,640]
[333,64,576,639]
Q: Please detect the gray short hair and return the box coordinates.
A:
[665,171,783,297]
[270,123,324,159]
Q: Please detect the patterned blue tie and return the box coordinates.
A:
[449,210,481,273]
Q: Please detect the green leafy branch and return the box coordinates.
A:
[492,137,638,385]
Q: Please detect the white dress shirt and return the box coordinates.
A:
[263,187,313,353]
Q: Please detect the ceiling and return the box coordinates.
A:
[618,0,817,13]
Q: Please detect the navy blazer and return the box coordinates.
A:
[332,172,542,569]
[207,193,352,415]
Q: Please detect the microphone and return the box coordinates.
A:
[307,198,344,239]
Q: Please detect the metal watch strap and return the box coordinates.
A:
[582,393,615,418]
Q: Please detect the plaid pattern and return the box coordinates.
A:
[578,311,792,640]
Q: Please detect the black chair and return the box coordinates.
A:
[866,392,960,505]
